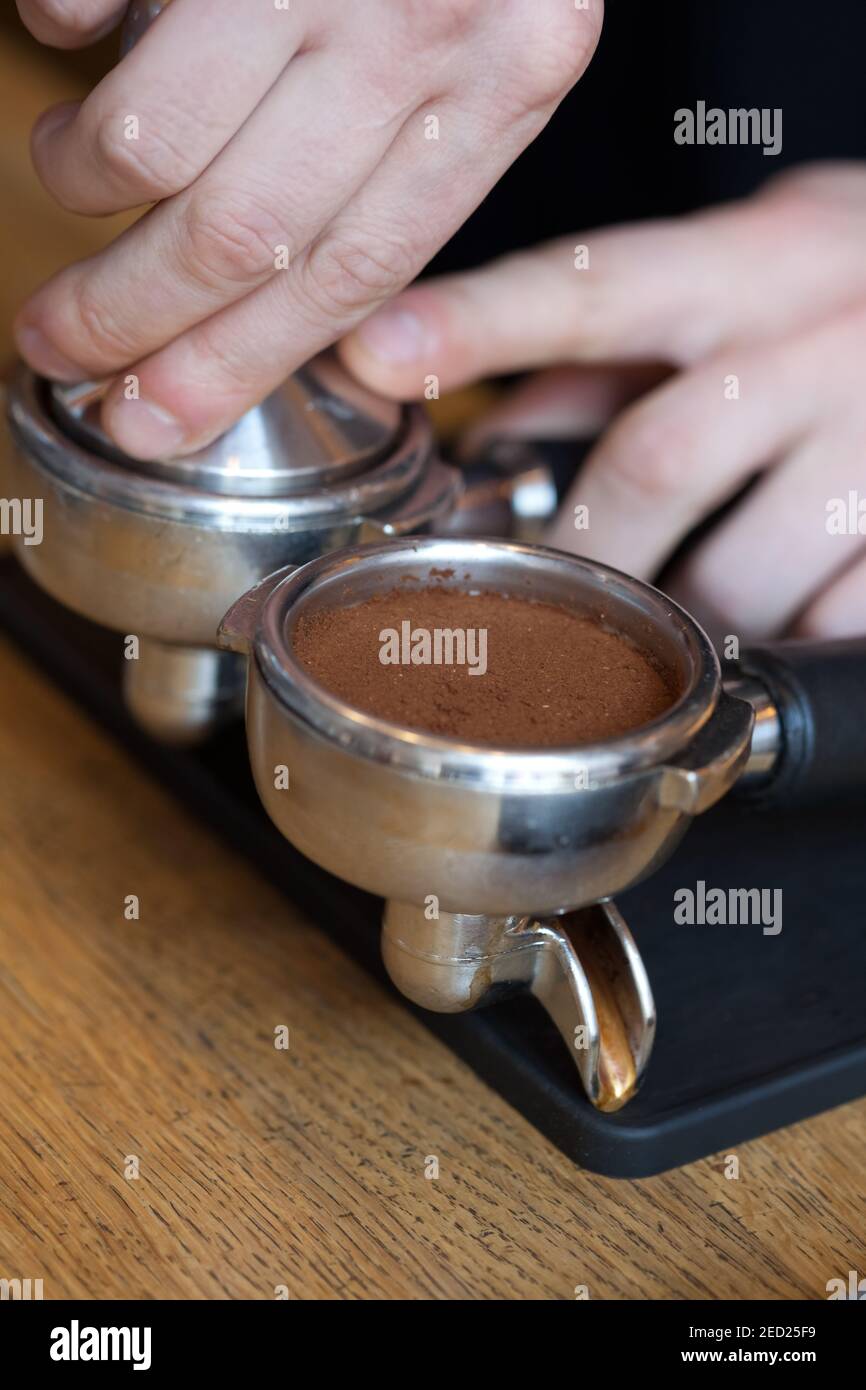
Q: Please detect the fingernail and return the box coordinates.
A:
[32,102,78,144]
[15,324,84,382]
[355,306,428,364]
[106,395,186,461]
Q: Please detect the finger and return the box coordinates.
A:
[658,304,866,635]
[339,184,866,398]
[793,552,866,638]
[666,435,866,640]
[341,224,702,397]
[543,335,822,577]
[459,363,669,457]
[16,0,125,50]
[30,0,306,214]
[15,42,408,382]
[99,90,562,458]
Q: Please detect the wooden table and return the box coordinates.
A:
[1,27,864,1302]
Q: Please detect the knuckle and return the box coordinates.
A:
[675,549,740,627]
[401,0,480,45]
[94,110,199,199]
[302,229,413,318]
[750,167,866,274]
[600,408,695,503]
[504,0,603,107]
[69,280,133,363]
[796,581,863,640]
[762,160,864,211]
[570,274,623,360]
[183,192,284,287]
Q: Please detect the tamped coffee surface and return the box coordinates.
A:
[293,585,676,748]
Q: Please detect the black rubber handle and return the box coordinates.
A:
[736,638,866,806]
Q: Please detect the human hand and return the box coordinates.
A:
[13,0,601,460]
[340,164,866,639]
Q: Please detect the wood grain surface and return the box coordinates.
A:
[0,24,864,1303]
[0,634,865,1301]
[0,37,133,357]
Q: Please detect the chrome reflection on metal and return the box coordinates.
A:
[122,640,247,747]
[49,360,403,497]
[382,900,656,1112]
[723,674,781,781]
[220,535,759,1109]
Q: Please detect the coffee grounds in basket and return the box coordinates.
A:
[292,586,676,747]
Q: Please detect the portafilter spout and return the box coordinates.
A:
[380,900,656,1113]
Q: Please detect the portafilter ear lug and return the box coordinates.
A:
[656,688,755,815]
[382,899,654,1112]
[218,567,294,655]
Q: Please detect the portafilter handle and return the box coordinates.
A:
[728,638,866,806]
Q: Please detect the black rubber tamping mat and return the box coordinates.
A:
[1,553,864,1177]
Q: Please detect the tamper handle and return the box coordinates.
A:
[734,637,866,806]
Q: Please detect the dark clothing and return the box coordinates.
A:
[431,0,866,272]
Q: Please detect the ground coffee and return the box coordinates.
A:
[293,586,676,747]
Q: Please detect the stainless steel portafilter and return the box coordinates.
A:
[219,536,866,1112]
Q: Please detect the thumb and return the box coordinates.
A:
[338,239,596,400]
